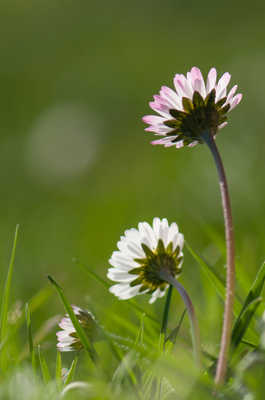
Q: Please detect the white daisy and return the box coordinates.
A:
[56,306,98,352]
[107,218,184,304]
[143,66,242,149]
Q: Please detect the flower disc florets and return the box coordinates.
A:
[143,67,242,149]
[108,218,184,304]
[57,306,98,352]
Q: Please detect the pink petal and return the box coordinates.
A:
[189,67,206,97]
[149,101,171,118]
[160,86,182,109]
[229,93,242,110]
[142,115,166,125]
[206,68,217,93]
[216,72,231,100]
[145,125,172,134]
[174,74,192,99]
[174,140,185,149]
[226,85,238,103]
[188,140,199,147]
[218,122,228,129]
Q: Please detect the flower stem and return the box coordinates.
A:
[159,270,201,367]
[201,131,235,386]
[161,284,173,337]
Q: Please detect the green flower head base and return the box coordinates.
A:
[143,67,242,149]
[107,218,184,304]
[56,306,99,352]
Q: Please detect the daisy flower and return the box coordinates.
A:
[56,306,98,352]
[143,66,242,149]
[107,218,184,304]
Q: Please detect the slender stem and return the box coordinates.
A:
[201,131,235,386]
[159,270,201,368]
[161,284,173,336]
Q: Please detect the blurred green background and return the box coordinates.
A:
[0,0,264,352]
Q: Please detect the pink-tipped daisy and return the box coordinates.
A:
[107,218,184,304]
[143,67,242,149]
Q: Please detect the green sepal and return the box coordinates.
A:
[192,91,204,108]
[156,239,166,254]
[172,246,181,258]
[219,104,230,114]
[218,116,228,125]
[215,97,227,108]
[171,134,186,143]
[169,109,187,119]
[141,243,153,258]
[166,129,182,137]
[164,119,181,128]
[166,242,173,253]
[205,89,216,106]
[129,266,144,274]
[182,97,193,113]
[130,277,143,287]
[139,285,150,293]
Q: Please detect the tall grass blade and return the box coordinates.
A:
[0,225,19,344]
[38,345,51,384]
[231,261,265,350]
[25,303,36,373]
[186,242,242,315]
[48,275,98,364]
[166,309,186,344]
[231,297,262,351]
[64,357,78,386]
[56,350,62,391]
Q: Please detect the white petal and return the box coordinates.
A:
[138,222,156,249]
[158,218,169,246]
[109,253,137,270]
[107,269,135,283]
[167,222,179,244]
[109,283,142,300]
[149,287,168,304]
[152,217,161,239]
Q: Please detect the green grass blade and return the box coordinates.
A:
[185,242,242,315]
[48,275,98,364]
[231,297,262,351]
[25,303,36,373]
[231,261,265,350]
[64,357,78,386]
[56,351,63,391]
[38,345,51,384]
[166,309,186,344]
[236,261,265,319]
[0,225,19,344]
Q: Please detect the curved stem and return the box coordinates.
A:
[161,284,173,336]
[159,270,201,368]
[201,131,235,386]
